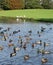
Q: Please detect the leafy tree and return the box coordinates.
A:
[25,0,43,9]
[41,0,52,9]
[0,0,53,9]
[49,0,53,9]
[0,0,25,10]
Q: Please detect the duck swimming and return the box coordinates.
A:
[10,53,16,57]
[0,46,3,50]
[41,58,48,63]
[24,55,29,61]
[8,43,14,47]
[36,40,42,46]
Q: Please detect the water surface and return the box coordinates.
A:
[0,21,53,65]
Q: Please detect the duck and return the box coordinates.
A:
[40,49,50,55]
[36,40,42,46]
[39,49,45,55]
[18,39,23,45]
[41,26,46,32]
[9,39,13,43]
[49,27,52,30]
[10,47,17,57]
[0,27,3,30]
[18,30,20,32]
[26,37,32,41]
[7,27,11,31]
[44,51,50,54]
[0,46,3,50]
[41,58,48,63]
[13,30,20,34]
[4,33,8,41]
[32,43,36,48]
[8,43,14,47]
[18,35,22,39]
[3,35,7,41]
[23,44,26,50]
[37,31,41,37]
[45,43,50,46]
[44,42,49,49]
[3,29,7,32]
[14,47,20,51]
[24,55,29,61]
[10,53,16,57]
[28,30,32,33]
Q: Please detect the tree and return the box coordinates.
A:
[49,0,53,9]
[41,0,52,9]
[25,0,43,9]
[0,0,53,9]
[0,0,4,8]
[0,0,25,10]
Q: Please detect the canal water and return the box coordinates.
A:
[0,21,53,65]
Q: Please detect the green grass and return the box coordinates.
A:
[0,9,53,22]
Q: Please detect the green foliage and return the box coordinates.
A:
[49,1,53,9]
[25,0,43,9]
[41,0,53,9]
[0,0,53,9]
[0,0,25,10]
[25,0,53,9]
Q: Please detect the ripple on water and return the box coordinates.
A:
[0,22,53,65]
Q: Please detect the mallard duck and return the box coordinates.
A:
[8,43,14,47]
[26,37,32,41]
[28,30,32,33]
[45,43,50,46]
[41,58,48,63]
[44,42,50,47]
[14,47,20,51]
[24,55,29,60]
[32,43,36,48]
[0,46,3,50]
[44,51,50,54]
[9,39,13,43]
[10,53,16,57]
[23,44,26,50]
[41,27,46,32]
[36,40,42,46]
[39,49,45,55]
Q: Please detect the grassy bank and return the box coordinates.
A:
[0,9,53,22]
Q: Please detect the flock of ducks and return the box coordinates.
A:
[0,25,52,64]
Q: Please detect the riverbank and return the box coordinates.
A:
[0,9,53,23]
